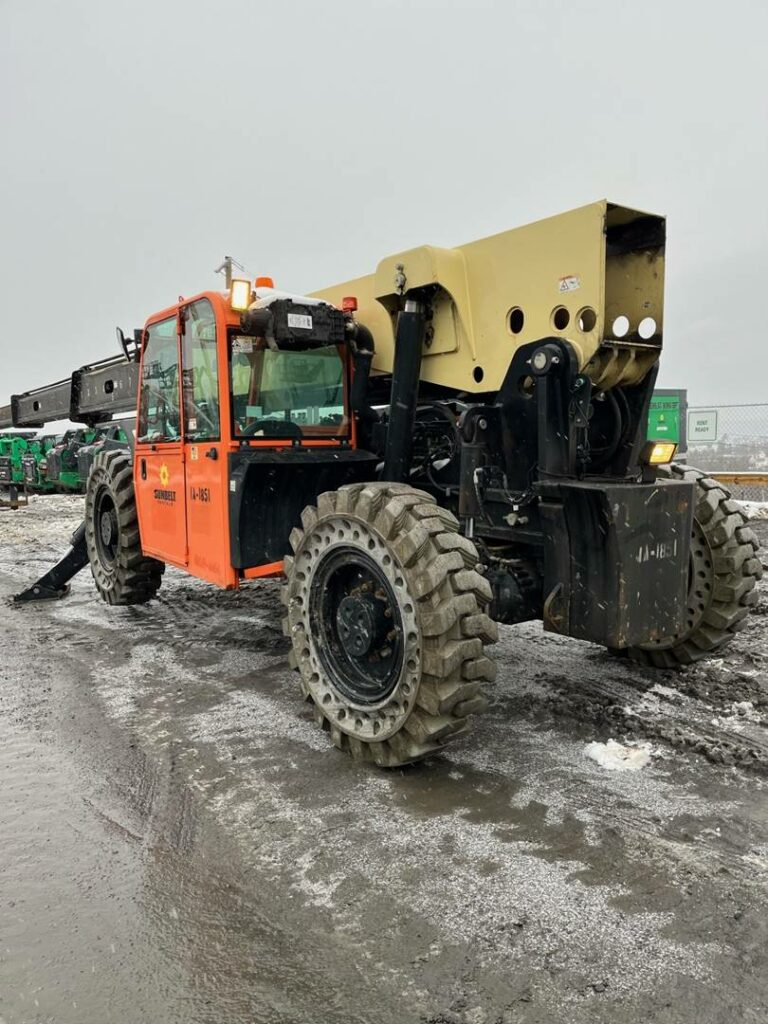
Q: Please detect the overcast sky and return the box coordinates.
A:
[1,0,766,406]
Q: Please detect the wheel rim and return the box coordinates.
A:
[94,485,119,567]
[309,546,404,705]
[288,511,424,743]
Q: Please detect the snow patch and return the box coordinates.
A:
[711,700,762,732]
[741,501,768,520]
[585,739,653,772]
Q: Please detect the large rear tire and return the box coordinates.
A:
[282,482,497,767]
[628,463,762,668]
[85,449,164,605]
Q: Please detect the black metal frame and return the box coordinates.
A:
[376,301,694,648]
[2,352,140,431]
[14,523,89,601]
[227,447,379,569]
[0,481,29,510]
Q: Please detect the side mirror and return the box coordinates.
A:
[116,326,143,362]
[116,326,130,361]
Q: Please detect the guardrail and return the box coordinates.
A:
[709,472,768,503]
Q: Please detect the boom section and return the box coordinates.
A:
[313,199,665,395]
[1,353,140,429]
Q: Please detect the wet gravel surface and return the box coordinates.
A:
[1,495,768,1024]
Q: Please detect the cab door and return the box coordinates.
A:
[179,297,234,587]
[134,313,188,567]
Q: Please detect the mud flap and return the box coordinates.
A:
[13,521,89,602]
[537,478,695,648]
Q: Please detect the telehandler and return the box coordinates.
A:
[0,434,33,487]
[6,201,762,765]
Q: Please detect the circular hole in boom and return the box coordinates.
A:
[551,306,570,331]
[577,306,597,332]
[473,366,485,384]
[507,307,525,334]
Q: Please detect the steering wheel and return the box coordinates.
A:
[241,418,303,439]
[188,400,218,435]
[145,388,179,432]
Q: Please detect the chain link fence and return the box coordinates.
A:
[686,403,768,501]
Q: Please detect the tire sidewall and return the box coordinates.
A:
[85,462,123,598]
[632,463,759,664]
[288,512,422,742]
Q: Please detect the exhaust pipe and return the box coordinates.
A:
[381,297,425,483]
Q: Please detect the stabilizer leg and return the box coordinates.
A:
[14,521,89,603]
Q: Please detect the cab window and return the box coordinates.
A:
[181,299,220,441]
[230,337,348,438]
[138,317,180,443]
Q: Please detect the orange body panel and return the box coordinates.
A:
[133,291,354,590]
[242,561,285,580]
[135,445,187,567]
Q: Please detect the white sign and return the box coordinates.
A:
[558,275,581,293]
[688,409,718,442]
[288,313,313,330]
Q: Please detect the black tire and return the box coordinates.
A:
[282,482,497,767]
[84,449,164,605]
[628,463,762,668]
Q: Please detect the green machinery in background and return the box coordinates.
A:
[0,433,34,488]
[45,428,97,492]
[75,424,129,486]
[1,425,130,494]
[46,425,130,492]
[21,435,59,491]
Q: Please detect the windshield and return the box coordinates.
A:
[230,337,348,438]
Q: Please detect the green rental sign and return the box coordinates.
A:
[648,393,682,444]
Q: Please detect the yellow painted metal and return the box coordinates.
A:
[313,200,665,393]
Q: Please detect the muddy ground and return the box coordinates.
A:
[1,495,767,1024]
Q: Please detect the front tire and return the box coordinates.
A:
[629,463,762,667]
[85,449,164,605]
[282,483,497,767]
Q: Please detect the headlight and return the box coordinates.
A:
[642,441,678,465]
[229,279,252,312]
